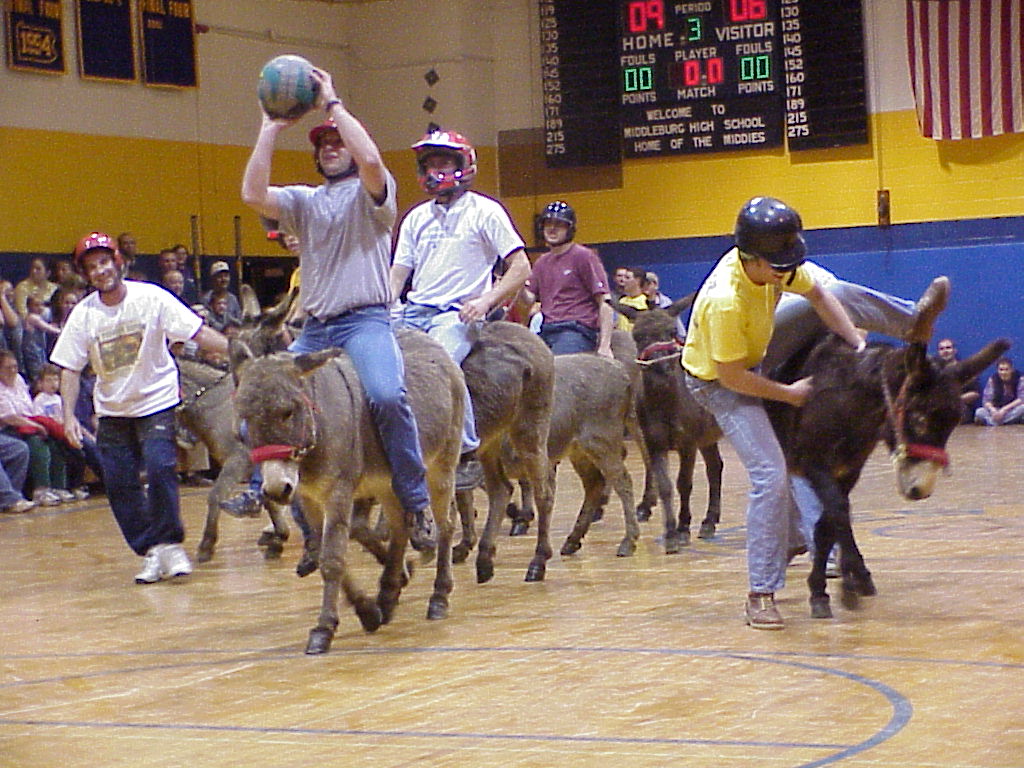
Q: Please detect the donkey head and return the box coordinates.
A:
[234,287,299,358]
[885,338,1009,500]
[233,347,343,503]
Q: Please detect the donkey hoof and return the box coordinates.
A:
[698,521,716,539]
[263,538,285,560]
[590,507,604,523]
[840,586,861,611]
[505,502,520,520]
[509,520,531,537]
[852,573,877,596]
[616,537,637,558]
[305,628,334,655]
[635,504,652,522]
[560,538,582,556]
[356,603,383,633]
[295,554,319,578]
[476,560,494,584]
[452,543,471,564]
[676,527,691,546]
[664,531,681,555]
[809,596,833,619]
[195,545,213,564]
[427,598,449,621]
[525,562,546,582]
[256,530,276,547]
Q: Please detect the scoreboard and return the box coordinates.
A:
[540,0,868,164]
[619,0,784,156]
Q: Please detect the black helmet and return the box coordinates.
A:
[734,196,807,271]
[541,200,576,239]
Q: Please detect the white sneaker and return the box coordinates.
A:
[2,498,36,514]
[135,545,166,584]
[32,488,61,507]
[54,489,76,503]
[72,486,90,501]
[160,543,193,579]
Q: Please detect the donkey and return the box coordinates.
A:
[456,321,556,584]
[231,328,465,655]
[626,299,724,553]
[456,350,640,562]
[183,292,298,563]
[769,331,1009,619]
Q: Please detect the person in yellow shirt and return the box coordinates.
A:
[682,197,867,631]
[613,267,651,332]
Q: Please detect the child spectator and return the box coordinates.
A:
[0,351,70,505]
[22,294,62,382]
[33,364,96,499]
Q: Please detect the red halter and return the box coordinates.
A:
[248,390,319,465]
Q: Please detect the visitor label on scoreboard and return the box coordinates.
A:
[618,0,784,156]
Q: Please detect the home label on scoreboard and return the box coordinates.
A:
[619,0,784,156]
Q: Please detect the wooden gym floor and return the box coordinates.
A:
[1,425,1022,768]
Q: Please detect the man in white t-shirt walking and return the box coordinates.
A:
[51,232,229,585]
[390,128,531,490]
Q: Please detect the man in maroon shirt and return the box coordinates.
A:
[518,201,613,357]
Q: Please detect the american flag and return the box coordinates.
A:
[906,0,1024,140]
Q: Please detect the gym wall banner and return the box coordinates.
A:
[76,0,136,82]
[140,0,196,88]
[4,0,66,75]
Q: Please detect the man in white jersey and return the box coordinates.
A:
[390,128,531,490]
[51,232,229,584]
[241,65,438,552]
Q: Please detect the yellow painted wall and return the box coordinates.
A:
[2,110,1020,258]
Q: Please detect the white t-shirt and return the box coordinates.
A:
[50,281,203,418]
[393,190,526,310]
[33,391,62,419]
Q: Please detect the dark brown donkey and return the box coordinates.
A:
[231,328,464,655]
[769,329,1009,619]
[626,299,724,553]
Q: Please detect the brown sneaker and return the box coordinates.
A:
[906,276,950,343]
[745,592,785,630]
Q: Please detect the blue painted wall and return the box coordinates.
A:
[594,215,1024,380]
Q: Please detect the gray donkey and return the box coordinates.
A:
[230,328,464,655]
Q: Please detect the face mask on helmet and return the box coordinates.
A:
[412,130,477,196]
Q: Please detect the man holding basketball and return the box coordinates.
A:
[241,65,438,553]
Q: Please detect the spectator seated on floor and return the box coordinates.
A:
[933,338,981,425]
[975,356,1024,426]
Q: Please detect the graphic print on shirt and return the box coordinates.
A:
[95,321,144,378]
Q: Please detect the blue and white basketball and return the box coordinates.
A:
[257,55,319,120]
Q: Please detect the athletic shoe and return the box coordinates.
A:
[219,489,263,518]
[32,488,61,507]
[745,592,785,630]
[160,543,193,579]
[2,498,36,514]
[406,507,438,554]
[72,486,90,501]
[455,457,484,492]
[135,545,166,584]
[54,489,77,503]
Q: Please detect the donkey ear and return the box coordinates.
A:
[665,292,696,318]
[260,286,298,329]
[948,338,1012,383]
[229,338,255,385]
[239,284,262,323]
[294,347,343,375]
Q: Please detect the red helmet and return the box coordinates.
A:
[308,119,340,149]
[411,129,477,195]
[73,232,123,272]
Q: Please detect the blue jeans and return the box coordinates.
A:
[289,305,430,515]
[764,281,916,374]
[685,374,818,594]
[0,431,29,508]
[400,303,480,454]
[540,320,598,355]
[97,406,183,556]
